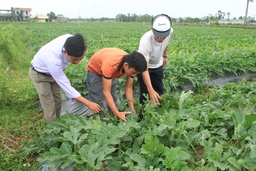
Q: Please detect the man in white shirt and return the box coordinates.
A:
[29,33,101,124]
[138,14,173,104]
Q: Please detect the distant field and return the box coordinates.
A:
[7,21,255,90]
[1,21,256,93]
[13,22,256,55]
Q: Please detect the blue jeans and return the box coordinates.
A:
[137,66,164,104]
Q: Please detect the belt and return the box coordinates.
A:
[31,66,51,76]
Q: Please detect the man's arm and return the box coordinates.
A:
[74,96,101,113]
[125,76,134,111]
[163,46,168,57]
[141,62,161,104]
[163,46,168,67]
[102,77,131,122]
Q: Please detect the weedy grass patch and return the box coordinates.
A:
[0,23,46,171]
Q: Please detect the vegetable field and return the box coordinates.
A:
[0,22,256,171]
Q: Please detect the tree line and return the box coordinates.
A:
[72,12,255,24]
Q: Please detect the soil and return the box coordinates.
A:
[0,128,25,154]
[194,146,204,161]
[0,112,44,155]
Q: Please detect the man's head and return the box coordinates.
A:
[64,33,87,64]
[118,51,147,78]
[152,14,172,42]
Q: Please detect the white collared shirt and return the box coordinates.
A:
[31,34,80,104]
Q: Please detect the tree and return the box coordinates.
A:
[115,14,127,22]
[226,12,231,20]
[10,7,17,21]
[127,13,130,22]
[244,0,254,25]
[47,11,57,22]
[18,11,23,21]
[130,13,138,22]
[137,14,152,22]
[216,10,225,19]
[184,17,194,23]
[202,14,217,25]
[25,16,29,20]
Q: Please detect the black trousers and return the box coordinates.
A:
[137,66,164,104]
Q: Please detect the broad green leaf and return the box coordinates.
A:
[60,160,74,169]
[228,157,243,170]
[141,135,165,156]
[78,133,88,142]
[63,126,82,145]
[233,110,245,125]
[177,151,190,161]
[212,161,229,170]
[49,147,62,155]
[245,114,256,126]
[162,147,190,169]
[249,143,256,158]
[47,159,67,168]
[79,145,98,168]
[184,119,200,129]
[129,153,147,168]
[97,146,117,162]
[60,142,72,155]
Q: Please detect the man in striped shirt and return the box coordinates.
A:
[29,33,101,124]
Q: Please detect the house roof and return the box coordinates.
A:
[16,8,32,11]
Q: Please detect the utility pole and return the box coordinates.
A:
[244,0,254,26]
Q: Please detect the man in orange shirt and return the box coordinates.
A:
[86,48,147,122]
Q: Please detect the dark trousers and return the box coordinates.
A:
[137,66,164,104]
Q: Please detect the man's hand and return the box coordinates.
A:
[87,101,101,113]
[149,90,161,104]
[74,96,101,114]
[115,111,132,122]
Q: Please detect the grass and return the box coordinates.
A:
[0,23,47,170]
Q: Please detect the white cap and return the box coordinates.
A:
[152,15,171,38]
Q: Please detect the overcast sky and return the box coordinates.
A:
[1,0,256,19]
